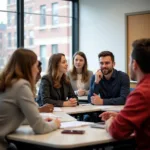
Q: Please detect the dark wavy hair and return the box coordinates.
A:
[0,48,37,94]
[47,53,69,88]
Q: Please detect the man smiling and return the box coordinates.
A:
[88,51,130,105]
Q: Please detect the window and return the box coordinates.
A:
[28,7,33,24]
[0,4,17,71]
[0,33,2,39]
[14,14,17,25]
[0,42,2,49]
[24,8,27,23]
[52,3,58,25]
[7,13,11,26]
[24,31,26,39]
[0,57,4,67]
[40,45,46,72]
[0,0,73,73]
[29,30,34,45]
[8,33,11,47]
[8,0,11,5]
[52,44,58,54]
[40,5,46,27]
[24,31,27,45]
[14,32,17,47]
[23,1,73,75]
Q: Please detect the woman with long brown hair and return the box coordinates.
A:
[68,51,93,96]
[0,48,60,150]
[36,53,78,107]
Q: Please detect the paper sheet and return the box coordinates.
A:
[40,112,76,122]
[40,113,61,119]
[78,96,88,100]
[54,107,62,112]
[100,106,124,112]
[60,121,93,129]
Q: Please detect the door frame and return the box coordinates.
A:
[125,10,150,87]
[125,10,150,73]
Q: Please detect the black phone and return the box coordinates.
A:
[61,130,85,134]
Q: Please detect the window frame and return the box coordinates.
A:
[51,2,59,26]
[40,5,46,27]
[40,45,47,72]
[8,32,12,47]
[16,0,79,54]
[52,44,58,54]
[29,30,34,46]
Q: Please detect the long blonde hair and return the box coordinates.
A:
[47,53,69,88]
[0,48,37,95]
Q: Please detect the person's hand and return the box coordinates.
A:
[95,69,103,84]
[99,111,118,121]
[69,98,77,106]
[77,89,86,96]
[91,93,103,105]
[105,117,114,132]
[54,118,61,128]
[39,104,54,113]
[63,98,77,107]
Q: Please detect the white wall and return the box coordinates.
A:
[79,0,150,73]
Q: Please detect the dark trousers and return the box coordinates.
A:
[84,112,102,122]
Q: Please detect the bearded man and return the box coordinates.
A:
[88,51,130,105]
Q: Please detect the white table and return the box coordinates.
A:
[99,105,124,112]
[60,104,101,115]
[54,105,124,122]
[41,111,76,122]
[6,124,112,149]
[7,124,134,150]
[60,104,124,115]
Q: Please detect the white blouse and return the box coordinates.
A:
[76,74,85,89]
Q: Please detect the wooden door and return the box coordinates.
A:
[126,12,150,87]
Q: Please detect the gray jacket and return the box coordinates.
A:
[0,79,58,150]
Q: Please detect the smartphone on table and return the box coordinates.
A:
[61,130,85,134]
